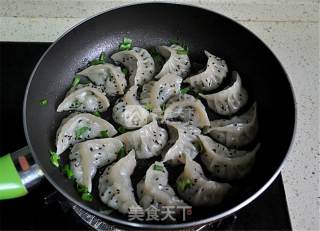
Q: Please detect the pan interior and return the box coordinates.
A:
[24,3,295,229]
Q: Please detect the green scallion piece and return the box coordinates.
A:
[177,178,192,191]
[99,52,107,63]
[119,43,131,51]
[119,37,132,51]
[123,37,132,44]
[117,146,126,159]
[176,48,188,55]
[62,164,74,179]
[89,59,101,65]
[100,130,109,138]
[75,126,90,140]
[39,99,48,106]
[76,183,93,201]
[93,111,101,117]
[72,75,81,87]
[81,192,93,202]
[49,151,60,168]
[76,183,88,193]
[153,164,163,171]
[180,87,190,95]
[122,67,129,76]
[117,126,127,134]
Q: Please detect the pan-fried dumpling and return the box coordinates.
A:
[176,157,231,206]
[112,86,150,129]
[57,84,110,112]
[111,47,155,86]
[98,150,143,214]
[163,94,210,128]
[198,135,260,180]
[140,73,182,115]
[137,161,187,210]
[116,119,168,159]
[184,51,228,92]
[70,138,123,192]
[204,103,258,148]
[162,123,201,165]
[56,113,117,155]
[199,71,248,116]
[155,44,191,79]
[77,64,127,96]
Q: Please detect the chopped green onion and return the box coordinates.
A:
[39,99,48,106]
[144,103,154,112]
[123,37,132,44]
[119,43,131,51]
[75,126,90,139]
[180,87,190,95]
[119,37,132,51]
[76,183,88,193]
[100,130,109,138]
[76,183,93,202]
[122,67,129,76]
[62,164,74,179]
[170,38,189,53]
[153,164,163,171]
[81,192,93,202]
[72,75,81,87]
[49,151,60,168]
[99,52,107,63]
[89,51,106,66]
[177,178,192,191]
[176,48,188,55]
[117,126,127,134]
[100,209,113,215]
[117,146,126,159]
[92,111,101,117]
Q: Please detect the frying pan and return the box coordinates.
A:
[0,2,296,229]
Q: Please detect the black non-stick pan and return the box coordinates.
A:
[0,3,295,229]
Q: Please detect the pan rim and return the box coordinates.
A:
[23,1,297,229]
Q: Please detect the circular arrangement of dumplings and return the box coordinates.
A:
[54,42,260,219]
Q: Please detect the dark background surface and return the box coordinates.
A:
[0,43,292,230]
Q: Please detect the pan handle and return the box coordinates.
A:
[0,146,44,200]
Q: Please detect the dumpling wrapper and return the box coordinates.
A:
[70,138,123,192]
[57,84,110,112]
[184,51,228,92]
[163,94,210,128]
[199,135,260,180]
[199,71,248,116]
[116,119,168,159]
[162,122,201,165]
[176,157,231,206]
[56,113,117,155]
[112,85,150,129]
[77,63,127,97]
[140,73,182,115]
[155,44,191,79]
[111,47,155,86]
[204,103,258,148]
[137,161,187,209]
[98,150,143,214]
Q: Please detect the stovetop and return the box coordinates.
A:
[0,42,292,230]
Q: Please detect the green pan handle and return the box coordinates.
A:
[0,146,44,200]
